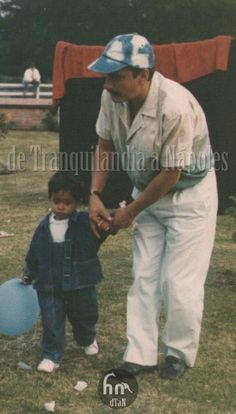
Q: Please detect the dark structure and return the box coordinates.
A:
[184,39,236,214]
[59,40,236,212]
[59,77,133,207]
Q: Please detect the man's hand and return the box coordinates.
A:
[111,206,136,232]
[89,194,112,238]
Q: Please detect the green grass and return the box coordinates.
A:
[0,132,236,414]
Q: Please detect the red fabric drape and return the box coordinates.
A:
[52,35,233,106]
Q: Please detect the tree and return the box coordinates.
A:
[0,0,236,79]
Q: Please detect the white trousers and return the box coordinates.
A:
[123,171,218,367]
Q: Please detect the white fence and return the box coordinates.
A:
[0,83,52,99]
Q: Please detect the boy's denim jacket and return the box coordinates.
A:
[23,211,106,292]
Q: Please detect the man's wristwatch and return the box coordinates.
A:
[90,190,101,198]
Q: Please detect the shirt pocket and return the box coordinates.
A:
[72,258,103,287]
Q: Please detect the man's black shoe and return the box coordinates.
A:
[120,362,158,376]
[159,356,187,380]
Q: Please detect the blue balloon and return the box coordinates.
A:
[0,278,40,336]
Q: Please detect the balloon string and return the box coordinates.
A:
[16,322,40,362]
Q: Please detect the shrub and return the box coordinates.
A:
[42,110,59,132]
[0,113,10,139]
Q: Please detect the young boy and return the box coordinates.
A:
[22,171,108,373]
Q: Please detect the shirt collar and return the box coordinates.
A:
[139,72,160,118]
[69,211,79,222]
[42,210,79,226]
[119,71,160,122]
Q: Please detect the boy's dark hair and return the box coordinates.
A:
[48,171,82,202]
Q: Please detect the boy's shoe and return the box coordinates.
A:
[37,358,60,373]
[72,339,99,355]
[84,339,99,355]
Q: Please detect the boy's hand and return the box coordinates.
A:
[97,217,118,235]
[20,276,32,285]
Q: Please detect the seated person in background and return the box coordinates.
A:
[21,171,110,373]
[22,62,41,96]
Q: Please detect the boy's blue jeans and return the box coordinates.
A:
[37,287,98,363]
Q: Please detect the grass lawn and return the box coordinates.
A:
[0,131,235,414]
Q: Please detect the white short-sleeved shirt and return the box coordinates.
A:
[23,68,41,83]
[49,214,69,243]
[96,71,213,191]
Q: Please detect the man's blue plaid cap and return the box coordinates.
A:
[88,33,155,73]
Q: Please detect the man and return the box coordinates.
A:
[88,33,218,379]
[22,62,41,97]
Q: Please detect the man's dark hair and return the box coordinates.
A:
[127,66,155,81]
[48,171,82,202]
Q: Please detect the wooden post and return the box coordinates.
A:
[36,85,40,99]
